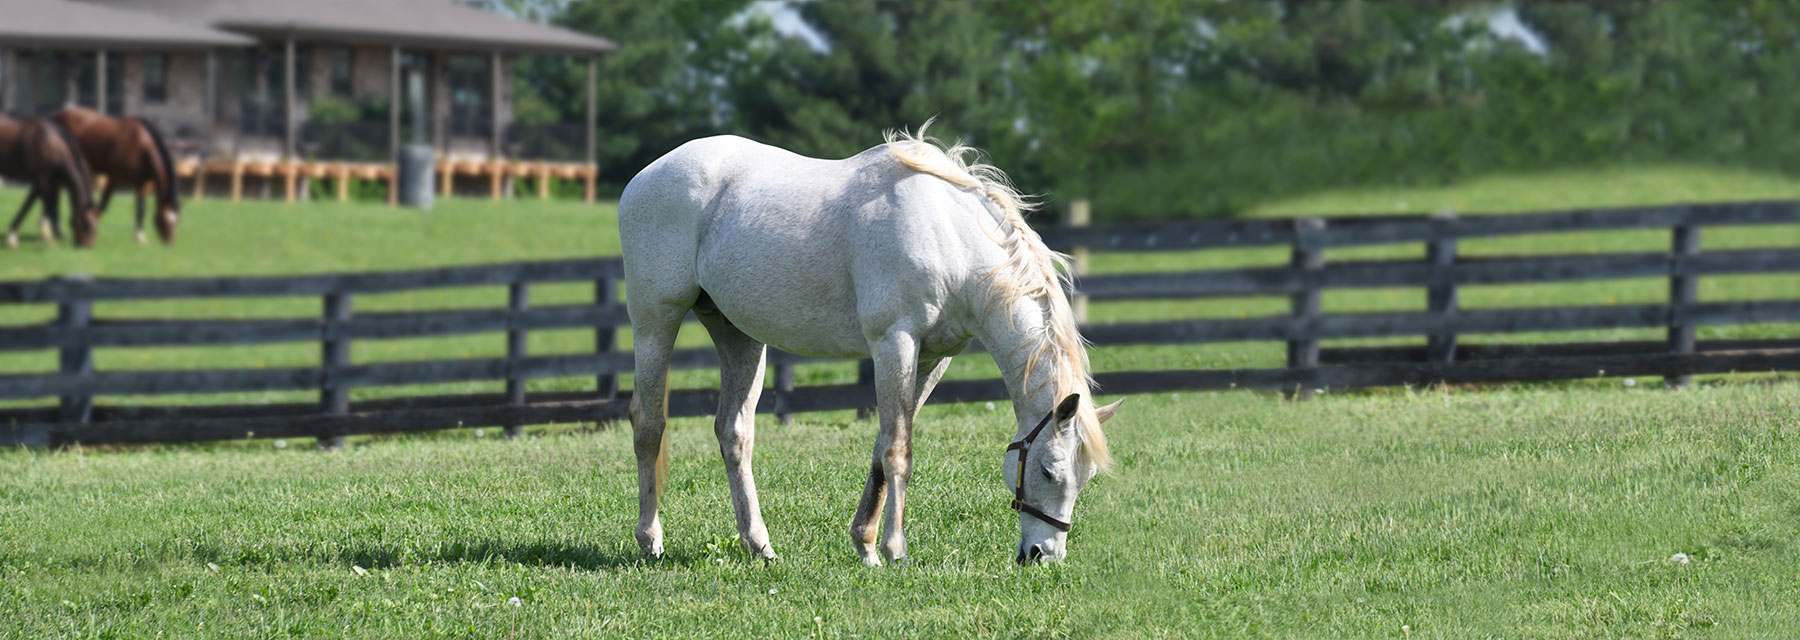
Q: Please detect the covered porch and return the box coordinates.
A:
[6,0,616,202]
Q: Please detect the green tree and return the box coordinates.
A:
[530,0,767,187]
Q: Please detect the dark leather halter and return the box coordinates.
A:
[1005,395,1080,532]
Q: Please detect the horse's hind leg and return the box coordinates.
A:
[6,188,41,248]
[695,307,777,559]
[625,293,689,558]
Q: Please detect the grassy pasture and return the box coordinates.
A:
[3,383,1798,637]
[2,164,1800,636]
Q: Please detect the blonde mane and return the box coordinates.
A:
[883,119,1110,471]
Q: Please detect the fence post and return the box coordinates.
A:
[774,356,795,427]
[1066,199,1091,324]
[57,278,94,430]
[855,359,876,421]
[594,275,620,406]
[1666,224,1701,388]
[319,292,352,449]
[1426,211,1459,363]
[505,281,530,439]
[1286,218,1325,399]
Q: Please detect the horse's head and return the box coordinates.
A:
[153,202,180,244]
[71,205,100,248]
[1005,393,1123,565]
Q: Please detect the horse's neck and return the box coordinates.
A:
[975,297,1069,433]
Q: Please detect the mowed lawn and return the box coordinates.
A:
[3,385,1798,637]
[2,164,1800,636]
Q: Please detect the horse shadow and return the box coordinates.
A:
[330,538,715,571]
[184,537,722,572]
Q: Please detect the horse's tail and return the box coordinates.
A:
[42,119,96,213]
[133,117,180,211]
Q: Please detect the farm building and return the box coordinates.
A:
[0,0,615,201]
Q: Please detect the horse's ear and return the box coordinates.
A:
[1094,398,1125,425]
[1054,394,1081,422]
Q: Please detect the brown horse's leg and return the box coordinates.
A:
[6,188,41,248]
[95,182,115,219]
[39,183,60,246]
[135,183,149,245]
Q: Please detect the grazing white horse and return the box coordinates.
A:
[618,122,1122,566]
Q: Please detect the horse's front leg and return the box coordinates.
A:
[134,183,149,245]
[95,181,115,219]
[39,184,61,245]
[863,331,927,565]
[852,355,948,565]
[6,188,41,248]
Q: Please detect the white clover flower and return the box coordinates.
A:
[1670,552,1691,564]
[475,429,486,437]
[768,588,778,595]
[508,596,522,608]
[1623,378,1637,387]
[985,402,995,411]
[273,440,288,449]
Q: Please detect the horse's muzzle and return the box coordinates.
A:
[1016,543,1047,566]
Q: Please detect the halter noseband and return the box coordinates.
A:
[1005,395,1080,532]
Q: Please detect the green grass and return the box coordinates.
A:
[4,384,1799,637]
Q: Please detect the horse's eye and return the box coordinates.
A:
[1040,466,1057,483]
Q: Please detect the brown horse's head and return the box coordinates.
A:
[154,202,180,244]
[135,117,182,245]
[71,205,100,248]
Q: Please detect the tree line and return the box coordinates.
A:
[512,1,1800,220]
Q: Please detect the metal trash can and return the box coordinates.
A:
[396,144,435,210]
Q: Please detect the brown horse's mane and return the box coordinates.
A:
[131,117,179,210]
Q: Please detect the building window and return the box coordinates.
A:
[329,48,354,97]
[223,46,307,137]
[446,54,491,137]
[143,53,168,104]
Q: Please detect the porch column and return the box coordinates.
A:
[284,34,297,160]
[204,50,217,143]
[1,49,14,114]
[585,55,596,167]
[490,50,503,160]
[390,45,401,157]
[95,51,107,115]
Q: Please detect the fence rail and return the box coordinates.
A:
[3,200,1799,447]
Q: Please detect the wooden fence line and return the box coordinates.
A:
[6,247,1800,351]
[3,200,1799,447]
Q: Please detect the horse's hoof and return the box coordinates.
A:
[5,232,16,249]
[858,552,883,567]
[134,230,147,245]
[889,555,908,567]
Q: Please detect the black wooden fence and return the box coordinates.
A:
[4,200,1800,447]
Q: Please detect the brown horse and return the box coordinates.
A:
[53,107,182,245]
[1,114,100,248]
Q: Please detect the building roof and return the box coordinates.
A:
[0,0,256,49]
[76,0,617,55]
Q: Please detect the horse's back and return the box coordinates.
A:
[620,136,994,357]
